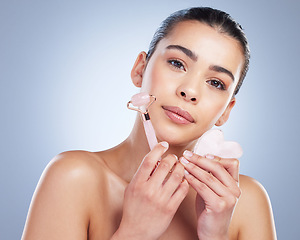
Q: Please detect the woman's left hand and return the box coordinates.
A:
[180,151,241,240]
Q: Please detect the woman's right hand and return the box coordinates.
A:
[112,142,189,240]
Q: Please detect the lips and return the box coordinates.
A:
[162,106,195,124]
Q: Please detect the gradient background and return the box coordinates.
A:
[1,0,299,239]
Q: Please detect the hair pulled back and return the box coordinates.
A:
[146,7,250,95]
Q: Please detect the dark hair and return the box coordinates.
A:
[146,7,250,95]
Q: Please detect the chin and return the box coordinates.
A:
[155,122,213,147]
[155,128,197,146]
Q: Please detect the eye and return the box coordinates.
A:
[207,79,226,90]
[167,59,186,71]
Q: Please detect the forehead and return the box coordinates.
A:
[166,20,243,54]
[156,20,244,77]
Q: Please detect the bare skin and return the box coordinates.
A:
[22,21,277,240]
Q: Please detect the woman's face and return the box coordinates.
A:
[132,20,244,145]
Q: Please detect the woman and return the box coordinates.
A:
[22,7,277,240]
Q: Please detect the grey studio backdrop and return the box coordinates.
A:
[1,0,299,239]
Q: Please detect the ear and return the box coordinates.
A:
[131,51,147,88]
[215,97,236,126]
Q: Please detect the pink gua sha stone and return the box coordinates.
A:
[193,129,243,159]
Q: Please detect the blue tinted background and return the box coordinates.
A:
[1,0,299,239]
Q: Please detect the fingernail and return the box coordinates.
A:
[173,154,178,160]
[184,170,189,175]
[180,157,189,166]
[160,141,169,148]
[205,154,215,160]
[183,150,193,159]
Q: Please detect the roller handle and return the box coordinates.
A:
[143,120,158,150]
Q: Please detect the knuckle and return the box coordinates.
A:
[172,172,183,182]
[143,189,155,202]
[160,154,177,169]
[164,204,175,215]
[232,158,240,168]
[195,181,207,192]
[160,161,171,171]
[215,199,227,213]
[189,163,198,172]
[214,162,223,171]
[142,156,153,168]
[172,163,184,177]
[227,195,238,207]
[143,162,153,172]
[204,172,215,183]
[165,154,178,163]
[214,196,238,213]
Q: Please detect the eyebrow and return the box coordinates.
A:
[166,44,235,82]
[166,45,198,61]
[209,65,235,82]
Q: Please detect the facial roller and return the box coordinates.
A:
[127,92,158,150]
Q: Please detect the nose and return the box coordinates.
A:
[180,91,197,102]
[176,73,202,104]
[177,86,199,104]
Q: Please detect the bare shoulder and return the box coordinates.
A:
[48,150,108,181]
[38,149,112,207]
[234,175,277,240]
[22,150,110,240]
[239,174,270,201]
[37,150,110,196]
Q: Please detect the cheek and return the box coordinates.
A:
[141,62,175,95]
[149,68,163,90]
[140,63,159,93]
[199,92,229,121]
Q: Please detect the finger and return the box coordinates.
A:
[181,158,230,197]
[184,172,220,204]
[149,154,178,187]
[168,179,189,212]
[218,158,240,182]
[205,154,240,183]
[181,152,240,198]
[183,151,238,188]
[133,142,169,183]
[161,162,185,196]
[185,172,239,215]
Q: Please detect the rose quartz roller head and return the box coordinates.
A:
[127,92,158,150]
